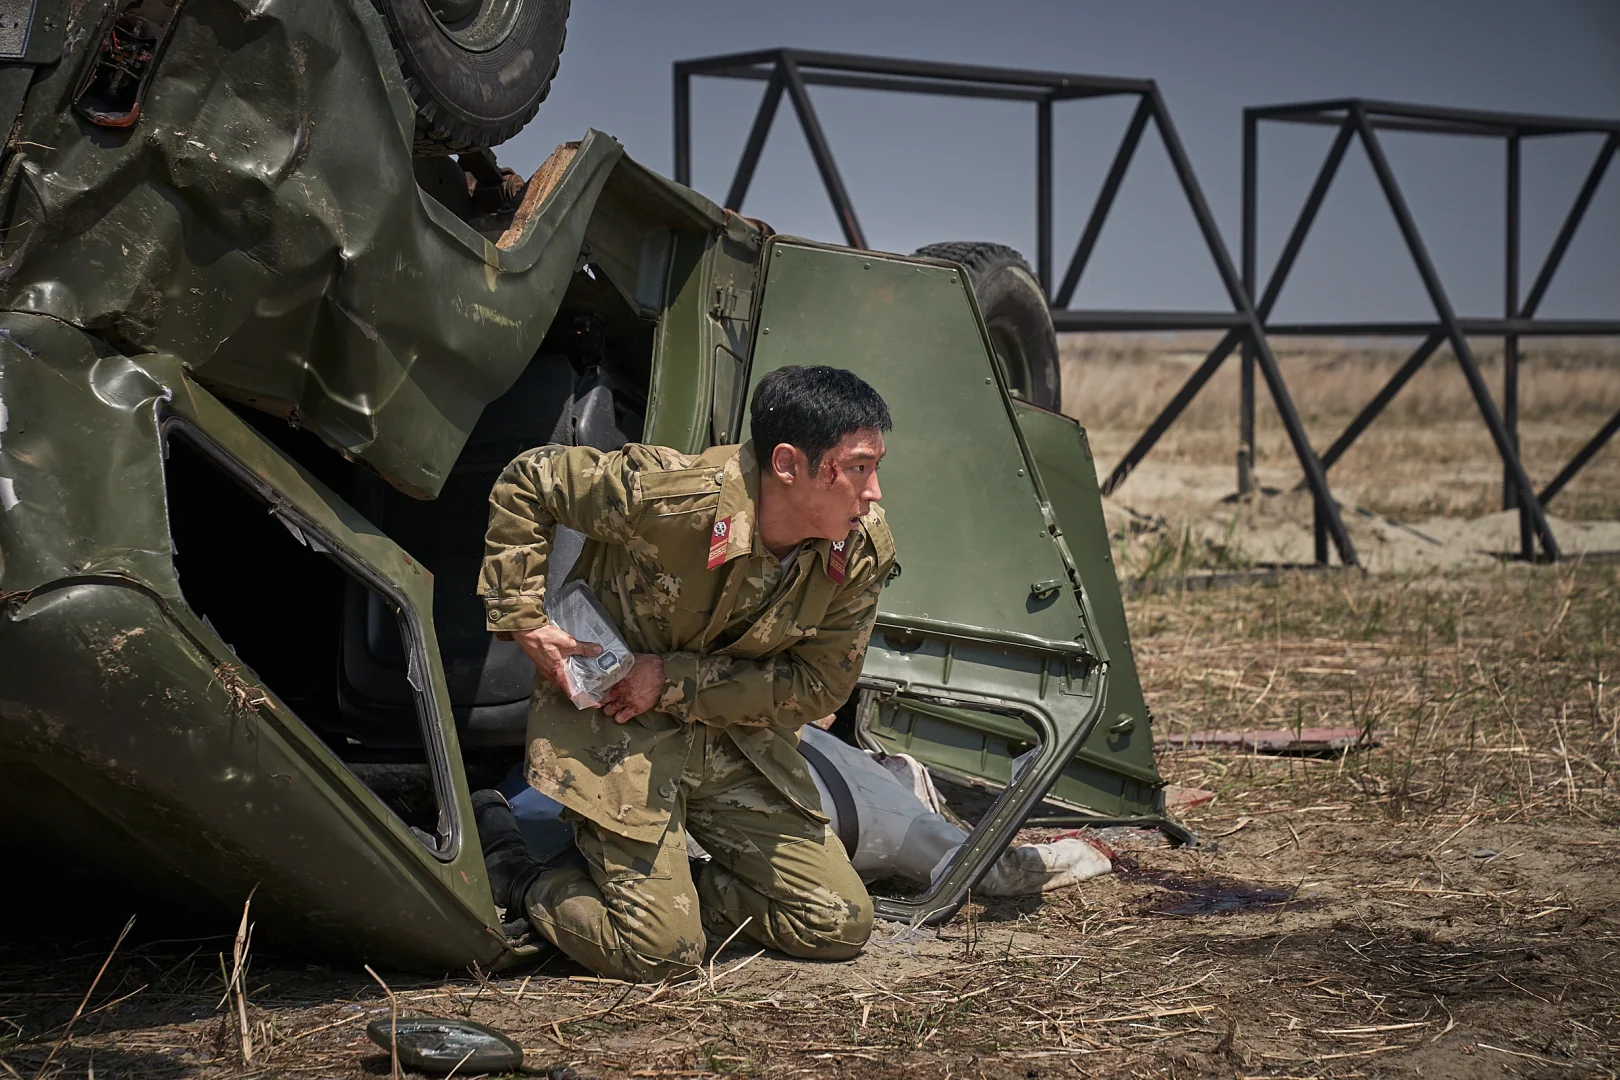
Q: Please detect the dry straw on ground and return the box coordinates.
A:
[3,562,1616,1078]
[1066,333,1620,523]
[1065,334,1620,577]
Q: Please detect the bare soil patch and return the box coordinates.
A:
[4,562,1616,1078]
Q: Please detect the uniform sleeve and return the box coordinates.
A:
[478,444,648,634]
[655,555,888,731]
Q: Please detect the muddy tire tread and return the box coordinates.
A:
[369,0,569,155]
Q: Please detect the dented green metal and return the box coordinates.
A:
[0,0,1170,968]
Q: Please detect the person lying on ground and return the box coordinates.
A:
[473,364,895,983]
[495,726,1115,901]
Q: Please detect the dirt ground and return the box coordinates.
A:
[2,340,1617,1079]
[4,563,1616,1079]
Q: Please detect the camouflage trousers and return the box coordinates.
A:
[520,724,874,983]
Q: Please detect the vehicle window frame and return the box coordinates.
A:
[159,415,463,864]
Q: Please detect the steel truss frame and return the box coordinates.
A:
[1245,100,1620,562]
[673,48,1359,566]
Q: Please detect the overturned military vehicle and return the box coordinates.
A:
[0,0,1176,970]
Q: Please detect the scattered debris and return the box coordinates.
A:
[1161,726,1378,755]
[362,1015,565,1076]
[211,661,268,715]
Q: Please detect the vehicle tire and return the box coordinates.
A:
[914,241,1061,410]
[373,0,569,155]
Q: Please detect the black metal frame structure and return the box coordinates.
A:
[1243,100,1620,562]
[674,48,1360,566]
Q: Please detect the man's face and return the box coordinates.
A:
[770,428,886,542]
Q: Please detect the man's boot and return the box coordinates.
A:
[470,789,584,915]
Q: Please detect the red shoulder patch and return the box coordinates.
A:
[707,516,732,570]
[828,536,848,584]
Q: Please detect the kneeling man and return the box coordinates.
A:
[475,364,895,982]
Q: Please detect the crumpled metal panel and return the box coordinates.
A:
[0,313,176,592]
[0,0,621,497]
[0,312,518,968]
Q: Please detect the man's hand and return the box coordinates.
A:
[512,624,603,690]
[599,653,665,724]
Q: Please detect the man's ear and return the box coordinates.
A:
[769,442,801,483]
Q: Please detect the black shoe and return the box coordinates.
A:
[471,789,549,912]
[471,790,586,913]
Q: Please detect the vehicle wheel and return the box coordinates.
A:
[373,0,569,155]
[914,242,1061,410]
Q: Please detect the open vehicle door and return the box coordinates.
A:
[743,240,1178,924]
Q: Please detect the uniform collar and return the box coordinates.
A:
[710,442,760,567]
[710,441,857,582]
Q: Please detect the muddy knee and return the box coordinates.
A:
[526,870,707,983]
[598,931,707,983]
[812,890,875,956]
[549,909,707,984]
[757,888,875,960]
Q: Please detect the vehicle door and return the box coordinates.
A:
[742,239,1166,923]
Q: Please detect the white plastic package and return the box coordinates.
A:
[547,580,635,709]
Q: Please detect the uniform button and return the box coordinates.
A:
[658,782,677,801]
[713,474,724,486]
[488,611,500,623]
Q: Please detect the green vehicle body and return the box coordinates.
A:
[0,0,1174,971]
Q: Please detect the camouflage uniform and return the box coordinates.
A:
[479,441,894,982]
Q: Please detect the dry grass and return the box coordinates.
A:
[3,562,1617,1078]
[1066,334,1620,523]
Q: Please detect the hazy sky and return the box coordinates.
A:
[502,1,1620,322]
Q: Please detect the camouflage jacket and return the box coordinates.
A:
[479,441,895,841]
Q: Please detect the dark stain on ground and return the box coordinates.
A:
[1114,858,1318,917]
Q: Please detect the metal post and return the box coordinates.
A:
[1036,96,1054,297]
[1147,88,1357,566]
[1354,108,1559,561]
[1504,133,1530,558]
[673,65,692,187]
[723,65,786,212]
[1244,118,1353,504]
[1239,111,1257,495]
[1237,344,1257,493]
[1053,96,1151,308]
[778,53,868,249]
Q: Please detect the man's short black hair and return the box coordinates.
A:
[750,365,892,470]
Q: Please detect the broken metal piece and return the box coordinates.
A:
[72,0,185,129]
[362,1015,579,1078]
[1161,727,1378,755]
[365,1016,523,1074]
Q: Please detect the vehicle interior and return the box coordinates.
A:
[162,157,682,849]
